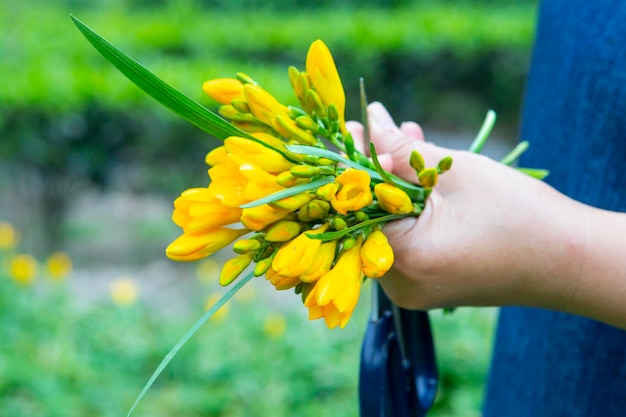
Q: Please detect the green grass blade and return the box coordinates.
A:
[70,15,251,141]
[239,177,335,208]
[469,109,496,153]
[125,271,255,417]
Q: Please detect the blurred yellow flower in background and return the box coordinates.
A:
[10,254,38,285]
[0,222,19,250]
[46,251,73,281]
[205,293,229,322]
[110,278,138,306]
[263,313,287,338]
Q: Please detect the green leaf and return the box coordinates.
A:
[369,142,395,184]
[71,15,250,141]
[125,271,254,417]
[307,213,409,241]
[469,109,496,153]
[517,167,550,180]
[239,177,335,208]
[500,141,529,166]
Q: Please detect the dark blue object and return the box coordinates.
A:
[359,282,438,417]
[483,1,626,416]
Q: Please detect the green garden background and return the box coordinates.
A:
[0,1,538,416]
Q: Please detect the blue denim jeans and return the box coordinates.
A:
[483,1,626,416]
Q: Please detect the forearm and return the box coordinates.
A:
[562,205,626,329]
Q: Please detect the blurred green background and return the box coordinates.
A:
[0,0,538,416]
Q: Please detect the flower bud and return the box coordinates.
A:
[300,240,338,283]
[316,182,339,201]
[290,165,321,178]
[374,183,413,214]
[295,115,322,133]
[205,146,228,166]
[418,167,439,189]
[269,192,315,211]
[224,136,294,173]
[244,84,290,127]
[355,211,369,222]
[231,99,251,113]
[437,156,453,173]
[236,72,256,85]
[360,229,394,278]
[254,256,274,277]
[272,224,329,277]
[274,115,318,145]
[241,204,291,231]
[342,236,356,250]
[202,78,244,104]
[333,217,347,230]
[305,89,326,117]
[220,253,254,286]
[276,171,304,187]
[218,105,257,123]
[297,199,330,222]
[264,220,303,242]
[410,150,425,173]
[232,238,262,254]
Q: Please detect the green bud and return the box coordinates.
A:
[342,236,356,250]
[274,115,318,146]
[295,115,322,133]
[253,256,274,277]
[236,72,256,85]
[218,105,257,123]
[305,89,326,117]
[290,165,321,178]
[333,217,347,230]
[233,238,262,254]
[327,103,340,123]
[437,156,453,173]
[297,199,331,222]
[410,150,425,173]
[231,99,250,113]
[355,211,369,222]
[264,220,303,242]
[418,167,439,189]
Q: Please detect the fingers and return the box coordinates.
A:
[368,101,450,182]
[345,120,365,153]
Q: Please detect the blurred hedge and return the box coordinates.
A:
[0,0,538,249]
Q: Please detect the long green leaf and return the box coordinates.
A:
[239,177,335,208]
[125,271,255,417]
[70,15,250,141]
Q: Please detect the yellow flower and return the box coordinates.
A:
[224,136,294,173]
[300,240,338,283]
[166,228,249,262]
[331,169,373,215]
[360,230,394,278]
[265,266,301,290]
[272,224,329,277]
[306,40,346,132]
[304,236,363,329]
[205,293,230,322]
[0,222,19,249]
[110,278,138,306]
[202,78,244,104]
[205,146,228,166]
[240,204,291,231]
[173,188,242,234]
[243,84,291,127]
[46,251,73,281]
[264,220,303,243]
[269,192,314,211]
[10,254,37,285]
[374,183,413,214]
[220,252,254,286]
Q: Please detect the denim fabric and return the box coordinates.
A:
[483,1,626,416]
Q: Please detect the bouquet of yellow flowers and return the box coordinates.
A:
[71,15,546,416]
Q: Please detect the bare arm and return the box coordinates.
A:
[351,102,626,330]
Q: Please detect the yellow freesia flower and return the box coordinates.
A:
[265,266,301,290]
[224,136,294,173]
[304,236,363,329]
[173,188,242,234]
[272,224,329,277]
[374,183,413,214]
[110,278,138,306]
[202,78,244,104]
[205,146,228,166]
[166,228,248,262]
[331,169,373,215]
[306,40,346,132]
[240,204,291,231]
[243,84,291,127]
[360,229,394,278]
[300,240,338,283]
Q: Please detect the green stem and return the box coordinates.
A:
[500,141,529,166]
[468,109,496,153]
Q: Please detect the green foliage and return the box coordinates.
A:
[0,244,496,417]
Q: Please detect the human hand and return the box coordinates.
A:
[349,102,587,312]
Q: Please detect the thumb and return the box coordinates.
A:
[368,102,450,182]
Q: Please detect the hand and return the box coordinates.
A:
[349,102,588,312]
